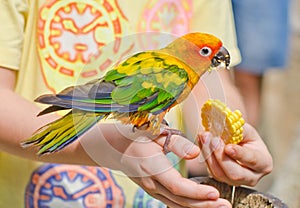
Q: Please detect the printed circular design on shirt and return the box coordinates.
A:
[137,0,193,50]
[25,164,125,208]
[37,0,133,92]
[133,187,166,208]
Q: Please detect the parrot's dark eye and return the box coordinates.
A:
[199,47,212,57]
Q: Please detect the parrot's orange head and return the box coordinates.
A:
[166,32,230,71]
[182,32,230,68]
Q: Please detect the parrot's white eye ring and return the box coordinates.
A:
[199,46,212,57]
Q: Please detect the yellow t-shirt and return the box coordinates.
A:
[0,0,240,207]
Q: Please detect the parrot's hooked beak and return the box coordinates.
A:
[211,46,230,69]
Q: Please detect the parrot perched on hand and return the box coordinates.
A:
[21,32,230,155]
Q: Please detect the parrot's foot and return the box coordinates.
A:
[160,126,184,154]
[132,119,184,154]
[132,121,150,132]
[132,119,168,132]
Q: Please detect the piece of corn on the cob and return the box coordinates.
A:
[201,99,245,144]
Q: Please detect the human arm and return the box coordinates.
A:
[0,66,98,163]
[0,67,233,207]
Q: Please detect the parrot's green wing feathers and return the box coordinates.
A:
[103,51,189,114]
[36,51,189,115]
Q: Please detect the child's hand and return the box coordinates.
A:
[199,123,273,186]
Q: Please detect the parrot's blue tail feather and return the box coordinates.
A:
[21,111,105,155]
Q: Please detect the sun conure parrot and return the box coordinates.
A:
[21,32,230,155]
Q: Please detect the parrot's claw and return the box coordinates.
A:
[161,119,169,126]
[160,126,184,154]
[132,121,150,132]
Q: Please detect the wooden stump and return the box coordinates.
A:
[191,177,288,208]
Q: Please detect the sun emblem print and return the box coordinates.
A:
[25,164,125,208]
[37,0,133,93]
[137,0,192,50]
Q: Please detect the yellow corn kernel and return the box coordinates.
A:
[201,99,245,144]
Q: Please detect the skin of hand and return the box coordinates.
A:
[198,123,273,187]
[182,69,272,188]
[0,67,232,208]
[83,125,232,207]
